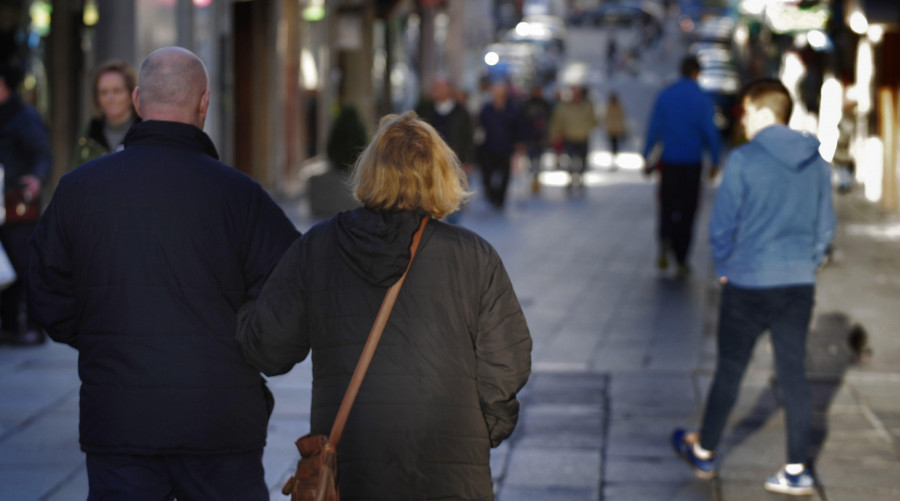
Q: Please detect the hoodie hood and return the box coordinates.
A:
[334,207,429,287]
[753,124,821,171]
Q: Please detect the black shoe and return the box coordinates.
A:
[6,330,46,346]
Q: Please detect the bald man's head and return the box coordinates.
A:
[133,47,210,128]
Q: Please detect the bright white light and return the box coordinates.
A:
[734,24,749,46]
[617,153,646,170]
[516,22,530,37]
[868,24,884,43]
[817,77,842,162]
[301,49,318,90]
[807,30,828,50]
[856,41,873,114]
[849,11,868,35]
[861,136,883,202]
[484,52,500,66]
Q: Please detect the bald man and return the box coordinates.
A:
[27,47,300,500]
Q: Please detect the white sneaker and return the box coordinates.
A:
[764,466,815,496]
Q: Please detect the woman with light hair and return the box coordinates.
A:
[237,111,532,500]
[71,60,140,168]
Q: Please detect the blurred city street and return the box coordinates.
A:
[2,2,900,501]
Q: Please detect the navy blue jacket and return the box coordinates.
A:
[479,98,526,156]
[0,94,52,191]
[27,120,300,455]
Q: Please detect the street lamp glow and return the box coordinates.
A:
[849,11,868,35]
[807,30,828,50]
[484,52,500,66]
[868,24,884,44]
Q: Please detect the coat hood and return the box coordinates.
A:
[334,208,428,287]
[753,124,821,171]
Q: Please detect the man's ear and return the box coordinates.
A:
[197,89,210,128]
[132,87,143,118]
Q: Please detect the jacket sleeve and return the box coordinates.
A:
[236,238,311,376]
[642,95,662,159]
[814,161,837,265]
[708,152,743,278]
[240,186,301,302]
[26,187,78,346]
[476,250,532,447]
[18,107,52,182]
[699,94,722,166]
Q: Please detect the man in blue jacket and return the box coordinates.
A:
[671,79,835,496]
[0,60,52,345]
[643,56,721,276]
[27,47,300,500]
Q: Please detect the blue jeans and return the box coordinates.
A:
[699,284,814,464]
[87,451,268,501]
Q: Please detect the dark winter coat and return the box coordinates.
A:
[27,120,300,455]
[237,208,532,500]
[0,94,51,191]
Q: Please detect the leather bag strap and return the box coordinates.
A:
[327,216,428,446]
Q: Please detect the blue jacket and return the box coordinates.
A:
[479,98,525,156]
[709,125,835,288]
[643,78,721,165]
[27,120,300,455]
[0,94,52,190]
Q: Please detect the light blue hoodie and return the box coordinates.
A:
[709,124,836,288]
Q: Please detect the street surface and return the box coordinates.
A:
[2,14,900,501]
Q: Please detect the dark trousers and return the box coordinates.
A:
[699,284,814,464]
[480,150,513,208]
[0,222,38,333]
[563,140,589,174]
[86,451,268,501]
[609,135,620,156]
[657,162,702,266]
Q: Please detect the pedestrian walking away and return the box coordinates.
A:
[26,46,300,500]
[643,56,721,277]
[522,84,553,194]
[415,77,476,222]
[237,110,532,500]
[71,59,141,169]
[0,59,52,346]
[478,81,526,210]
[604,92,628,168]
[550,85,598,192]
[671,78,836,496]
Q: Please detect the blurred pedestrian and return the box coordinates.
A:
[672,79,835,496]
[604,92,627,166]
[237,111,532,500]
[832,99,856,194]
[416,78,475,221]
[0,60,51,346]
[550,85,598,191]
[478,81,525,209]
[71,60,141,168]
[27,47,299,500]
[643,56,721,276]
[522,85,552,193]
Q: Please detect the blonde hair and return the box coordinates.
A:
[351,111,470,219]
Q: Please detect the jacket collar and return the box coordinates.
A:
[123,120,219,160]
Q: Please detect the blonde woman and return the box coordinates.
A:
[72,60,140,168]
[237,111,532,500]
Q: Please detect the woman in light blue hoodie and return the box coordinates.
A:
[671,79,836,496]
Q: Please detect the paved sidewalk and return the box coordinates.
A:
[1,167,899,501]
